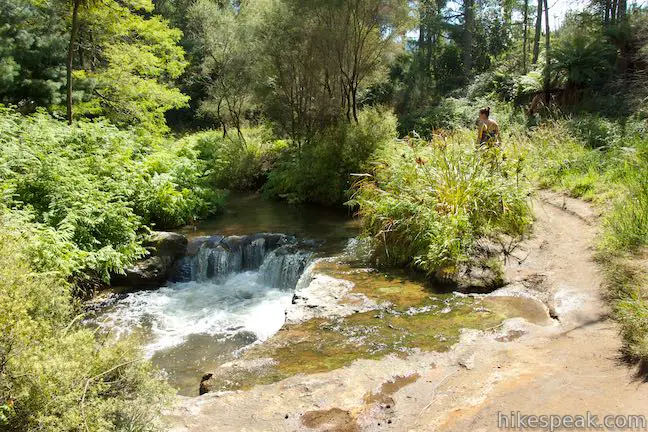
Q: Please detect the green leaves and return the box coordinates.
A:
[0,224,173,431]
[73,0,189,132]
[0,107,223,280]
[352,129,533,276]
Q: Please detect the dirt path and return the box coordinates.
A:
[168,192,648,431]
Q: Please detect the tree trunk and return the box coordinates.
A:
[543,0,551,104]
[531,0,542,64]
[66,0,81,125]
[352,84,359,123]
[617,0,627,22]
[522,0,529,72]
[604,0,611,26]
[462,0,474,78]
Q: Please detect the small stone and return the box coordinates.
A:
[284,414,289,419]
[458,354,476,370]
[388,419,392,424]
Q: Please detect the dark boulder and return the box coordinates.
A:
[112,231,188,290]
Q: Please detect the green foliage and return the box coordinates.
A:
[600,256,648,361]
[0,107,224,279]
[73,0,189,132]
[264,108,397,205]
[0,0,67,109]
[186,0,258,134]
[553,32,616,88]
[0,215,173,432]
[0,0,189,132]
[400,98,525,138]
[183,126,287,191]
[350,129,532,276]
[603,139,648,250]
[258,0,409,143]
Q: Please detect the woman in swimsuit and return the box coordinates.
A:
[476,106,500,147]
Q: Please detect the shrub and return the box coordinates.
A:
[0,210,173,432]
[350,130,533,277]
[186,126,286,190]
[603,139,648,250]
[264,107,397,205]
[0,107,224,280]
[135,137,227,228]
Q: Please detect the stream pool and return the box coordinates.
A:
[93,193,550,396]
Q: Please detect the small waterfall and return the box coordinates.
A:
[101,232,316,356]
[258,246,312,289]
[170,233,311,290]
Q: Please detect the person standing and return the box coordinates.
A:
[476,107,501,147]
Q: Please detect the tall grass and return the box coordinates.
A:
[350,130,533,281]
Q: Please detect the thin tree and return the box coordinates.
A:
[531,0,542,64]
[462,0,474,78]
[522,0,529,72]
[604,0,611,26]
[66,0,82,125]
[543,0,550,104]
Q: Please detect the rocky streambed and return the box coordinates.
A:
[89,193,553,399]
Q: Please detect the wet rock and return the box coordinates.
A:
[199,373,213,396]
[83,292,128,313]
[458,353,476,370]
[285,272,380,323]
[112,231,188,289]
[147,231,188,258]
[433,237,510,293]
[199,358,278,394]
[454,264,505,293]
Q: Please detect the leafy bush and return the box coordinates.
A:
[0,211,173,432]
[186,126,287,190]
[522,123,608,200]
[264,107,397,205]
[0,107,224,280]
[135,137,227,228]
[350,130,532,277]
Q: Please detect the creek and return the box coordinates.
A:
[94,193,549,396]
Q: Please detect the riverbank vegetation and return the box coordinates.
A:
[523,118,648,360]
[1,0,648,427]
[350,131,532,280]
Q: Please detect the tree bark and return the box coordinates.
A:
[617,0,627,22]
[522,0,529,72]
[543,0,551,104]
[66,0,81,125]
[604,0,611,26]
[531,0,542,64]
[462,0,474,78]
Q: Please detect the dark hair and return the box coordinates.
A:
[479,107,490,118]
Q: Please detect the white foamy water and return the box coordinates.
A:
[99,272,294,355]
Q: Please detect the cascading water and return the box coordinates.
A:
[98,233,312,355]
